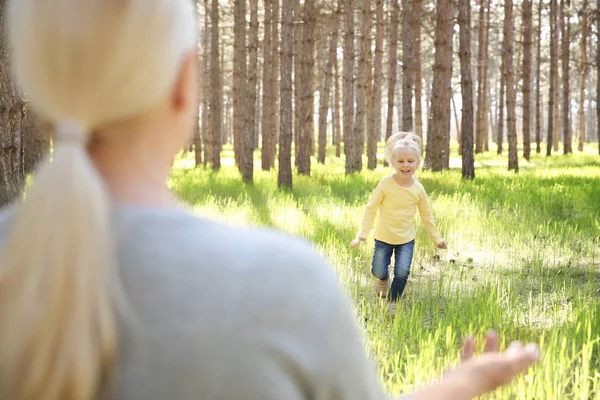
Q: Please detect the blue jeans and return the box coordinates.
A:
[371,239,415,301]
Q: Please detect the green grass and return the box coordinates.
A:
[170,143,600,399]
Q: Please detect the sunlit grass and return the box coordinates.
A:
[170,143,600,399]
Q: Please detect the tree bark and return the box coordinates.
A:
[334,43,342,158]
[0,0,25,206]
[384,0,399,166]
[278,0,294,188]
[297,0,315,175]
[271,0,280,150]
[547,0,558,156]
[425,0,455,171]
[503,0,518,172]
[522,0,533,160]
[577,0,588,152]
[363,0,373,166]
[412,0,423,138]
[351,0,369,172]
[535,0,542,153]
[343,0,358,173]
[482,2,490,152]
[475,0,485,153]
[247,0,259,159]
[210,0,222,169]
[293,1,302,163]
[459,0,474,180]
[318,1,340,164]
[261,0,275,170]
[368,0,384,169]
[497,60,505,155]
[561,0,572,154]
[401,0,414,132]
[23,108,50,175]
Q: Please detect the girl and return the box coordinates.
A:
[350,132,447,314]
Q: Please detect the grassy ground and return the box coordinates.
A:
[170,143,600,399]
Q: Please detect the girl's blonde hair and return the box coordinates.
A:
[0,1,196,399]
[384,132,423,164]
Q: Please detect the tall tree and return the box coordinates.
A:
[401,0,414,131]
[247,0,259,162]
[261,0,275,170]
[278,0,295,188]
[497,67,505,155]
[547,0,558,156]
[343,0,358,173]
[458,0,474,179]
[535,0,543,153]
[425,0,455,171]
[297,0,315,175]
[362,0,373,164]
[195,0,205,167]
[0,0,25,205]
[597,0,600,155]
[475,0,485,153]
[561,0,572,154]
[384,0,399,166]
[413,0,424,138]
[352,0,369,172]
[577,0,588,152]
[318,1,340,164]
[233,0,246,167]
[23,109,50,175]
[368,0,384,169]
[271,0,280,149]
[334,44,342,158]
[482,2,491,152]
[503,0,518,172]
[293,1,302,162]
[210,0,222,169]
[522,0,533,160]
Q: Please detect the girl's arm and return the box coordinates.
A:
[354,183,385,241]
[417,185,444,246]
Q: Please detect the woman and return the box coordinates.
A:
[0,0,539,399]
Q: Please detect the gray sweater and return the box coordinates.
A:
[1,205,387,399]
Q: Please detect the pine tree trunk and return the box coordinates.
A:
[0,0,25,206]
[261,0,274,170]
[475,0,485,154]
[293,1,302,163]
[482,1,490,152]
[247,0,259,169]
[412,0,423,138]
[368,0,384,169]
[271,0,280,148]
[23,108,50,175]
[561,0,572,154]
[297,0,314,175]
[459,0,474,179]
[597,0,600,154]
[318,2,340,164]
[194,0,204,167]
[343,0,357,173]
[522,0,533,160]
[233,0,247,170]
[210,0,222,169]
[363,0,373,166]
[577,0,588,152]
[535,0,542,153]
[278,0,294,188]
[497,66,505,154]
[351,0,369,172]
[503,0,518,172]
[425,0,455,171]
[334,45,342,158]
[547,0,557,155]
[384,0,399,166]
[401,0,414,132]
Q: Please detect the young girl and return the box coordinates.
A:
[350,132,447,314]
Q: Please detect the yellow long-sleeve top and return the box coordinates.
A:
[357,176,443,246]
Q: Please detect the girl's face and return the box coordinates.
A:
[391,146,420,178]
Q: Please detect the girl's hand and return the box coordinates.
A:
[349,238,365,248]
[437,240,447,249]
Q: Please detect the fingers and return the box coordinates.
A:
[484,330,499,353]
[461,335,475,361]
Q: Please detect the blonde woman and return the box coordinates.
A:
[0,1,538,399]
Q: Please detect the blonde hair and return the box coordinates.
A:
[384,132,423,164]
[0,1,196,399]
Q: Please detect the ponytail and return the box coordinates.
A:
[0,124,116,399]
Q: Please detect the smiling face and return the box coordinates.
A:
[391,146,420,178]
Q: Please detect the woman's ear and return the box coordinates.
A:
[171,51,198,113]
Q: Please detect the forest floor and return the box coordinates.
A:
[170,143,600,399]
